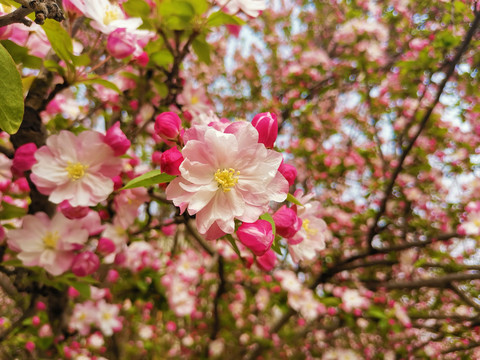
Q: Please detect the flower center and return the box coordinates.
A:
[302,219,318,237]
[66,162,88,181]
[103,6,121,25]
[102,312,112,321]
[214,168,240,192]
[43,231,59,249]
[190,96,199,105]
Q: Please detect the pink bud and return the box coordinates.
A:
[237,219,273,256]
[256,249,276,271]
[155,112,182,140]
[251,112,278,148]
[160,148,183,176]
[152,151,162,165]
[25,341,35,353]
[58,200,89,219]
[68,286,80,298]
[278,162,297,187]
[135,51,149,67]
[166,321,177,332]
[107,269,119,283]
[71,251,100,277]
[105,122,131,156]
[97,237,116,255]
[32,315,41,326]
[273,205,302,238]
[107,28,136,59]
[12,142,37,175]
[36,301,46,311]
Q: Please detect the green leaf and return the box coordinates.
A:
[0,40,42,69]
[287,193,303,206]
[123,0,150,17]
[44,59,66,76]
[0,201,27,220]
[192,37,211,64]
[186,0,208,14]
[225,234,242,258]
[151,49,174,68]
[81,78,121,93]
[260,213,276,239]
[122,170,176,189]
[159,1,195,29]
[367,306,388,320]
[70,281,91,298]
[42,19,74,66]
[207,11,245,26]
[0,43,23,134]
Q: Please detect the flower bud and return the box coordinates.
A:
[97,237,116,255]
[12,142,37,175]
[273,205,302,238]
[155,112,182,140]
[237,219,274,256]
[251,112,278,148]
[256,249,276,271]
[278,162,297,187]
[71,251,100,277]
[105,122,131,156]
[107,28,136,59]
[58,200,89,219]
[160,148,184,176]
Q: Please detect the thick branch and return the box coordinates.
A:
[0,7,32,27]
[366,272,480,290]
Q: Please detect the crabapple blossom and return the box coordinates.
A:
[217,0,267,18]
[251,112,278,148]
[7,212,89,276]
[31,130,122,207]
[155,112,183,140]
[160,148,184,176]
[237,219,274,256]
[166,122,288,237]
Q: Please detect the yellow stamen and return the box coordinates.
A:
[66,162,87,181]
[103,6,121,25]
[190,96,199,105]
[102,312,112,320]
[302,219,318,237]
[214,168,240,192]
[43,231,59,249]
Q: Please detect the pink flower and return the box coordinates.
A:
[105,122,131,156]
[278,162,297,187]
[155,112,182,140]
[7,212,89,276]
[251,112,278,148]
[107,28,136,59]
[288,193,330,264]
[58,200,89,219]
[166,122,289,236]
[95,300,122,336]
[217,0,266,17]
[273,205,302,238]
[237,219,273,256]
[97,237,116,255]
[31,130,123,207]
[12,143,37,175]
[256,249,276,271]
[71,251,100,276]
[160,148,184,176]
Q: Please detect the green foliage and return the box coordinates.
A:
[0,43,23,134]
[122,170,176,189]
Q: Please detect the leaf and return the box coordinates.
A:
[207,11,245,26]
[260,213,276,238]
[42,19,74,66]
[0,40,42,69]
[150,49,174,68]
[192,37,211,65]
[122,170,176,189]
[123,0,150,17]
[81,78,122,93]
[287,193,303,206]
[70,281,91,298]
[0,43,24,134]
[186,0,208,14]
[225,234,242,258]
